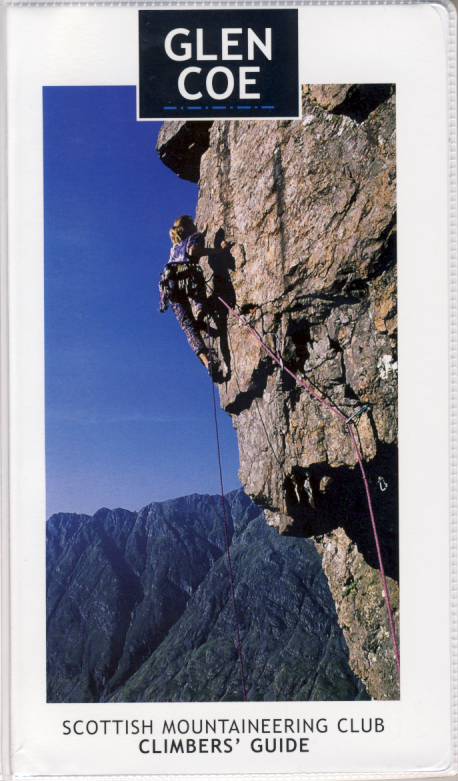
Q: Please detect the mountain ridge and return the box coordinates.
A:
[47,488,367,703]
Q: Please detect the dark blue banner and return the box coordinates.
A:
[138,9,299,120]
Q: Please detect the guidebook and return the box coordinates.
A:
[1,1,457,778]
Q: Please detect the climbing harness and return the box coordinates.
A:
[159,262,206,313]
[206,321,249,702]
[205,292,400,680]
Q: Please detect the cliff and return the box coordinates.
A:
[157,84,399,699]
[47,491,366,702]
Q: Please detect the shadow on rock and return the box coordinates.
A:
[282,441,399,582]
[206,227,236,380]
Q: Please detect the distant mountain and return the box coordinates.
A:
[47,490,368,702]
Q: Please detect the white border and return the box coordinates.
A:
[448,0,457,772]
[0,0,12,779]
[2,1,457,779]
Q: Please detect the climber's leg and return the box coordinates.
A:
[191,271,208,328]
[171,298,208,358]
[170,295,221,379]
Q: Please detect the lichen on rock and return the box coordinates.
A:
[157,84,399,700]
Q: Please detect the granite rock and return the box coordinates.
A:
[156,84,399,698]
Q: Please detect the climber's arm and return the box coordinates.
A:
[188,241,233,260]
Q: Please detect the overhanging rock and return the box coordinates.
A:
[156,120,212,183]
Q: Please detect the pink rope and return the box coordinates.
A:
[215,294,400,678]
[347,424,400,674]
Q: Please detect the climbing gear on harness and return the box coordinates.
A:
[207,290,400,678]
[159,261,206,313]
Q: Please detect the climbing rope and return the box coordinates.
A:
[207,293,400,679]
[206,322,249,702]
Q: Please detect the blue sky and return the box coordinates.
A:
[44,86,240,517]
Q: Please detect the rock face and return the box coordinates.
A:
[47,490,366,702]
[157,84,399,699]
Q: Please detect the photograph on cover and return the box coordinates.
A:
[45,83,398,704]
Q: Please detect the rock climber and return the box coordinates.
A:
[159,215,231,377]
